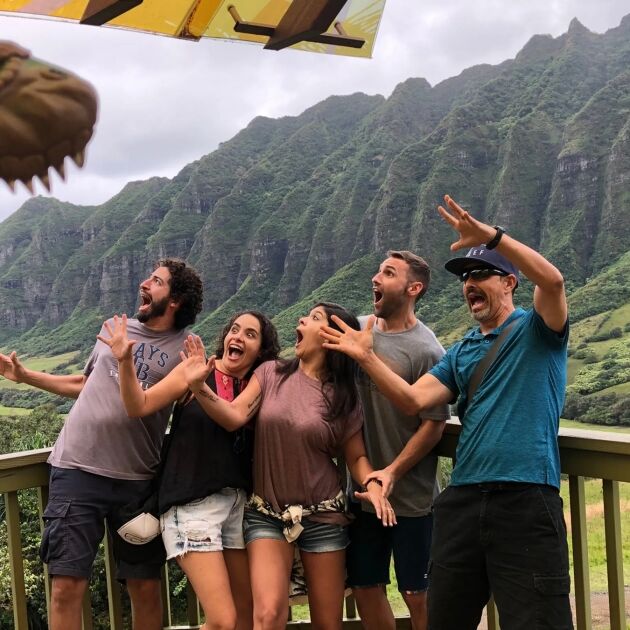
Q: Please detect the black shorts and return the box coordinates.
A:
[40,466,165,581]
[346,502,432,592]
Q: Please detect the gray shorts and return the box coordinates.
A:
[160,487,246,560]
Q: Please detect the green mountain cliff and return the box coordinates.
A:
[1,15,629,423]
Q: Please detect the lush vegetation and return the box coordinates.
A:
[1,13,629,629]
[2,15,629,423]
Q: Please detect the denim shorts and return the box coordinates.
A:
[160,487,246,560]
[243,508,349,553]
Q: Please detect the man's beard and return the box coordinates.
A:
[374,290,408,320]
[470,306,491,323]
[137,296,169,323]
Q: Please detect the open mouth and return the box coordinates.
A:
[295,329,304,347]
[373,288,383,307]
[467,291,486,310]
[227,344,244,360]
[138,291,151,311]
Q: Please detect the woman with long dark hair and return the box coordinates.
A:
[101,310,280,630]
[172,302,395,630]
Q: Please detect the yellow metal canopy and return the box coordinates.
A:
[0,0,386,57]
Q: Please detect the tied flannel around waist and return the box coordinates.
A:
[246,490,346,542]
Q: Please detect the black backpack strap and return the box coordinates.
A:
[154,400,183,481]
[466,318,518,402]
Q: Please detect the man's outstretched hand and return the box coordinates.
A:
[320,314,375,364]
[438,194,495,251]
[97,314,137,362]
[0,351,27,383]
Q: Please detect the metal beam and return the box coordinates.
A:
[265,0,349,50]
[80,0,143,26]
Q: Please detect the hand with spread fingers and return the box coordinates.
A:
[354,483,397,526]
[180,334,214,393]
[0,350,27,383]
[97,314,137,362]
[320,313,375,363]
[438,194,496,251]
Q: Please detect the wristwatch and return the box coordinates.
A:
[486,225,505,250]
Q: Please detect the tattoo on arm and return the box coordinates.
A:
[197,389,219,403]
[246,393,262,419]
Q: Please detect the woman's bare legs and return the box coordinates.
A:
[301,549,346,630]
[248,539,294,630]
[224,548,253,630]
[177,551,236,630]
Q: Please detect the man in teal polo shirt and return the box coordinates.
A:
[321,194,572,630]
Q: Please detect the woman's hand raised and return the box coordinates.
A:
[180,334,214,393]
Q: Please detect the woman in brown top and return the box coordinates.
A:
[179,302,395,630]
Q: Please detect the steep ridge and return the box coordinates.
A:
[0,14,627,367]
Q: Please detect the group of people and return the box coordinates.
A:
[0,195,574,630]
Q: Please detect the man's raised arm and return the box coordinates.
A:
[439,194,567,332]
[320,316,453,415]
[0,351,86,399]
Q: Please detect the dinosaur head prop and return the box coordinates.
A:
[0,42,98,193]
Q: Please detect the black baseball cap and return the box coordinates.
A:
[444,245,519,284]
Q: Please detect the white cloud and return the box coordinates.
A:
[0,0,628,220]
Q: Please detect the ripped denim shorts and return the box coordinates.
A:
[160,487,246,559]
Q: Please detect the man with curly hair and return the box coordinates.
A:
[0,258,203,630]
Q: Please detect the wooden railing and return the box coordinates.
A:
[1,421,629,629]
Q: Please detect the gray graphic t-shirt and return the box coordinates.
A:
[48,318,188,480]
[356,317,450,517]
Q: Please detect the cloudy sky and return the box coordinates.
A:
[0,0,628,221]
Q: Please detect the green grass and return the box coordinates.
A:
[567,357,585,384]
[570,312,609,346]
[601,303,630,331]
[567,302,630,392]
[560,418,630,434]
[0,405,29,416]
[598,380,630,395]
[589,337,628,358]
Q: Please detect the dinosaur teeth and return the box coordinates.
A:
[75,128,92,149]
[23,178,35,194]
[22,154,46,180]
[54,161,66,181]
[40,173,51,192]
[72,150,85,168]
[47,140,72,170]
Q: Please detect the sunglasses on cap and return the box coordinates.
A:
[459,268,508,282]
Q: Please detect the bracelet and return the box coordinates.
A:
[486,225,505,250]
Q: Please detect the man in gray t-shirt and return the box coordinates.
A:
[0,258,202,630]
[346,250,449,630]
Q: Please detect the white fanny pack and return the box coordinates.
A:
[117,512,160,545]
